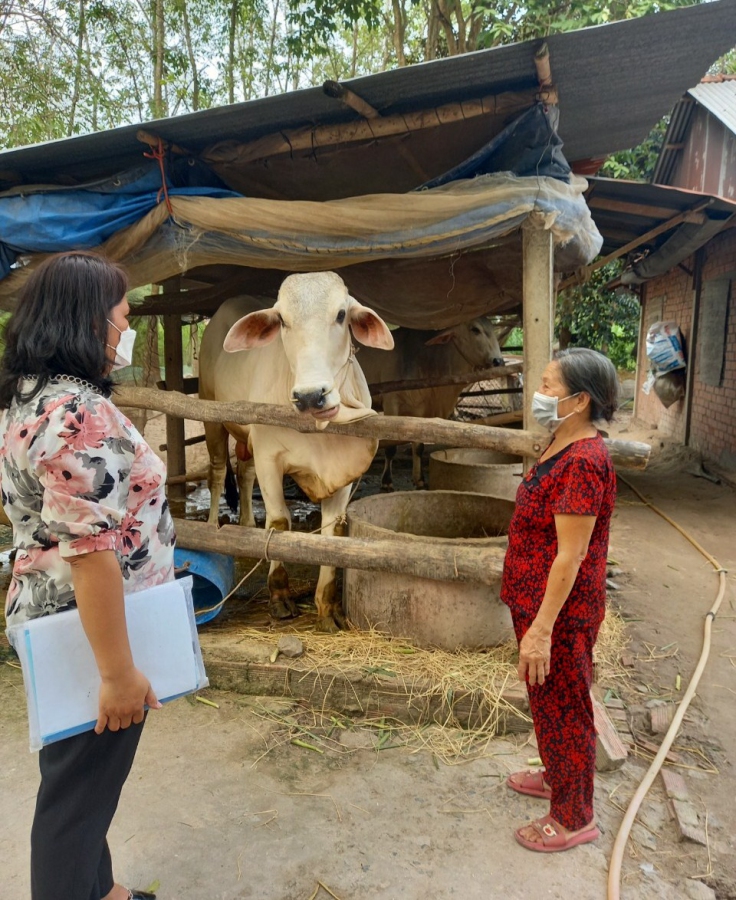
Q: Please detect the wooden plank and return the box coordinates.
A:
[114,386,652,469]
[117,386,651,469]
[201,650,531,732]
[592,693,628,771]
[174,518,506,585]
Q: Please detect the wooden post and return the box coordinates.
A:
[162,277,186,505]
[522,213,554,467]
[684,249,704,447]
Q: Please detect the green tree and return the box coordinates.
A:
[556,263,640,371]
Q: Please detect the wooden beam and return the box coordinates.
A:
[368,362,522,396]
[202,89,538,167]
[114,386,652,469]
[162,280,187,504]
[588,195,706,222]
[174,518,505,585]
[522,214,554,464]
[559,200,712,291]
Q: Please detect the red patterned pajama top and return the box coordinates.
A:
[500,433,617,625]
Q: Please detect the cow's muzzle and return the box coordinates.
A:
[291,387,332,413]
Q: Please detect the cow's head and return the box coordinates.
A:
[223,272,394,420]
[425,317,504,369]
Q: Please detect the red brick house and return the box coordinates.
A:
[633,76,736,471]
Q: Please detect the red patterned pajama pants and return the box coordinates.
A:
[512,613,601,831]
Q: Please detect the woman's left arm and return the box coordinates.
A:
[517,514,596,686]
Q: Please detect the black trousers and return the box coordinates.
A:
[31,719,145,900]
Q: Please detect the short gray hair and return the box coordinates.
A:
[554,348,619,423]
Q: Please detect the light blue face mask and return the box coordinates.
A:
[532,391,580,432]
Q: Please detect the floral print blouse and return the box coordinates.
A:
[0,377,175,630]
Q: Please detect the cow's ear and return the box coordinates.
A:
[224,309,281,352]
[425,330,454,346]
[348,302,394,351]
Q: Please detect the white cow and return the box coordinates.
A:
[199,272,394,632]
[358,319,504,489]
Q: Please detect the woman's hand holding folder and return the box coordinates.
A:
[65,549,163,733]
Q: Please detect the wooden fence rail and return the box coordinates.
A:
[116,386,651,469]
[174,519,505,585]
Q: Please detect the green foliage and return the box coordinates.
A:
[555,263,640,371]
[599,118,668,181]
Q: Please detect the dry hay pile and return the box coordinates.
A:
[236,608,630,764]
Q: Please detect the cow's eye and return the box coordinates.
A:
[336,310,346,324]
[470,326,481,335]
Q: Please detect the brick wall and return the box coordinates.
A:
[635,228,736,470]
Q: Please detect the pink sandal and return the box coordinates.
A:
[506,770,552,800]
[514,814,600,853]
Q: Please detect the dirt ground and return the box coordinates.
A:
[1,412,735,900]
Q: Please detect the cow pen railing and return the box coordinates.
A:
[116,386,651,584]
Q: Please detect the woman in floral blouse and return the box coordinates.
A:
[0,252,174,900]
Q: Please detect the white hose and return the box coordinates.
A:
[607,476,728,900]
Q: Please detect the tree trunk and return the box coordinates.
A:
[181,0,199,110]
[228,0,237,104]
[68,0,86,136]
[264,0,280,97]
[153,0,165,117]
[390,0,407,67]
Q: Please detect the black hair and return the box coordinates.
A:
[0,251,128,409]
[554,347,619,423]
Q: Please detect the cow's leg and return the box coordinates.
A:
[204,422,230,525]
[255,460,298,620]
[314,484,351,633]
[235,441,256,528]
[412,442,426,489]
[380,445,396,492]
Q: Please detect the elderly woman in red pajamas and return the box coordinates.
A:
[501,347,619,853]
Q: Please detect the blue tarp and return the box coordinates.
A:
[0,164,241,279]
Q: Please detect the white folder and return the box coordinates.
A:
[7,576,208,752]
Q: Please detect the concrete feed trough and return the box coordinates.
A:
[344,491,515,650]
[429,448,523,502]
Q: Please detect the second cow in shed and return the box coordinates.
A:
[358,319,504,489]
[199,271,394,632]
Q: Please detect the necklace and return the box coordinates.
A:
[23,374,102,394]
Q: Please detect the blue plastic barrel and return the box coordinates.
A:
[174,547,236,626]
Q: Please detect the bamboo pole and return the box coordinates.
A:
[173,519,505,585]
[114,386,651,469]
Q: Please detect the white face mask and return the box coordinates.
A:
[107,320,137,370]
[532,391,580,432]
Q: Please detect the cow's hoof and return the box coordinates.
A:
[269,592,299,619]
[380,483,394,493]
[315,615,341,634]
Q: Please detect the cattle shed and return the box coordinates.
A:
[0,1,735,505]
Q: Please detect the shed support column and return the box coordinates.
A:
[522,214,554,469]
[162,277,186,506]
